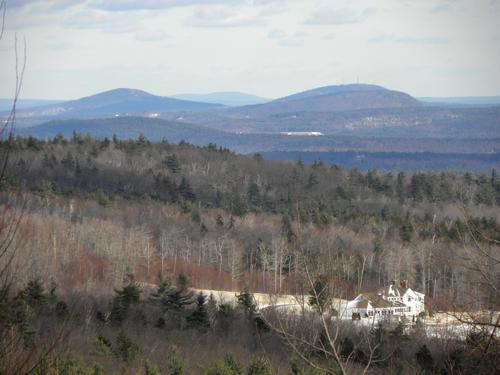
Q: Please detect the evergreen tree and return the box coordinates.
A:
[206,353,243,375]
[94,335,113,356]
[101,137,110,149]
[165,154,181,174]
[216,215,224,228]
[61,151,75,169]
[115,330,139,362]
[308,275,331,313]
[145,360,161,375]
[415,344,433,374]
[253,153,263,162]
[137,133,149,146]
[110,281,141,324]
[236,288,257,317]
[296,156,304,168]
[160,273,194,312]
[167,347,185,375]
[246,357,271,375]
[150,273,174,304]
[281,214,296,243]
[247,183,260,206]
[19,278,48,310]
[42,153,53,168]
[399,215,413,243]
[339,337,354,360]
[306,172,319,189]
[187,292,210,329]
[179,177,196,201]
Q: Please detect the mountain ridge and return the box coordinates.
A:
[226,83,421,117]
[274,83,389,102]
[9,88,222,119]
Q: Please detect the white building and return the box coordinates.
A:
[280,131,324,136]
[343,280,425,320]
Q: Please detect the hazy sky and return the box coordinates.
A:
[0,0,499,100]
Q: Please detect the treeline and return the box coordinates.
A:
[4,134,500,224]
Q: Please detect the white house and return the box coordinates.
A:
[343,280,425,320]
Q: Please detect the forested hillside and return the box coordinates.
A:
[4,134,500,295]
[1,134,499,374]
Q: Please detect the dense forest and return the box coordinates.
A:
[3,133,500,296]
[1,134,499,374]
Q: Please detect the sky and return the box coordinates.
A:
[0,0,499,100]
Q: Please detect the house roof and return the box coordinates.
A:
[353,300,370,308]
[377,284,408,297]
[369,297,394,309]
[351,293,408,310]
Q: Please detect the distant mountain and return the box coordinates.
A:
[419,96,500,107]
[160,84,500,137]
[10,88,222,119]
[226,84,420,117]
[0,99,63,111]
[18,117,228,145]
[275,84,390,102]
[172,91,269,106]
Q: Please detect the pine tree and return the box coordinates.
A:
[94,335,113,356]
[415,344,433,373]
[115,330,139,362]
[19,278,48,310]
[42,153,53,168]
[306,172,319,189]
[150,273,174,304]
[308,275,331,313]
[167,347,185,375]
[340,337,354,360]
[165,154,181,173]
[145,360,161,375]
[296,157,304,168]
[236,288,257,317]
[399,215,413,243]
[281,214,296,243]
[206,353,243,375]
[110,281,141,324]
[216,215,224,228]
[101,137,110,149]
[179,177,196,201]
[61,151,75,169]
[160,273,194,312]
[187,292,210,329]
[246,357,271,375]
[172,277,194,310]
[137,133,148,146]
[247,183,260,206]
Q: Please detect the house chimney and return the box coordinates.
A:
[402,280,408,289]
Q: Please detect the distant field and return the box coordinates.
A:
[195,288,347,310]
